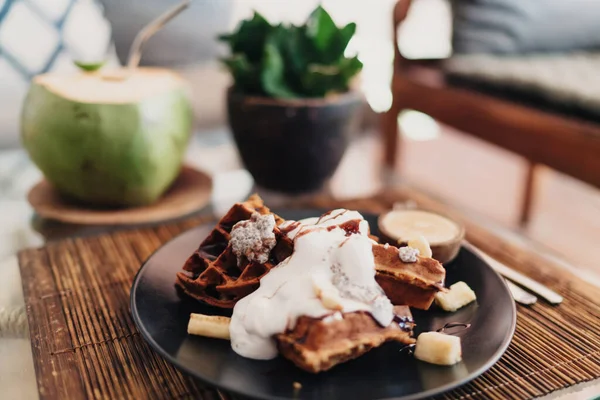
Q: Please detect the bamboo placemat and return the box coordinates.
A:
[18,190,600,400]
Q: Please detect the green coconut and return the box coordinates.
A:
[21,68,193,207]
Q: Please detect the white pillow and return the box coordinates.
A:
[452,0,600,54]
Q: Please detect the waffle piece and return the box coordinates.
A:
[373,243,446,310]
[276,306,415,373]
[176,195,293,308]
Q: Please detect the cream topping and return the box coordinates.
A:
[280,209,369,240]
[229,210,393,360]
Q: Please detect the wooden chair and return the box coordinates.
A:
[383,0,600,226]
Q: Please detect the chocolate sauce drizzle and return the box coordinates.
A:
[317,209,349,224]
[339,220,361,236]
[399,343,416,354]
[436,322,471,335]
[393,315,414,332]
[279,221,301,235]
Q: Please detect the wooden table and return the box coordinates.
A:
[1,131,599,399]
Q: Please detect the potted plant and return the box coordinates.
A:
[219,6,363,193]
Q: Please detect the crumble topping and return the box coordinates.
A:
[399,246,420,263]
[230,212,276,265]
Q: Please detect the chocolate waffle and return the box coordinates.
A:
[176,195,293,308]
[373,243,446,310]
[276,306,415,373]
[178,198,445,310]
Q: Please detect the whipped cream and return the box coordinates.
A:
[229,210,393,360]
[280,209,370,239]
[230,212,276,266]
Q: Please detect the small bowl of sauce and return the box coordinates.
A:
[378,210,465,264]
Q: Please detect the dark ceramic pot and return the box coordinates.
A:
[227,90,363,193]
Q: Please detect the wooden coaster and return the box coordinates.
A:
[28,166,212,225]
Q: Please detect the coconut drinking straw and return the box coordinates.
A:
[74,0,190,74]
[126,0,191,72]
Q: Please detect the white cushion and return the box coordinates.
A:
[451,0,600,54]
[446,52,600,117]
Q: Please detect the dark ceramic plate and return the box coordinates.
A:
[131,210,516,400]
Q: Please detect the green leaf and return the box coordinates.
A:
[301,64,343,97]
[220,54,262,94]
[339,56,363,81]
[282,26,310,74]
[308,64,340,76]
[337,23,357,53]
[74,60,106,72]
[264,25,309,94]
[217,33,232,42]
[261,42,298,98]
[219,11,273,63]
[301,57,362,96]
[306,6,337,53]
[217,5,361,98]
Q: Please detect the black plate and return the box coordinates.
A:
[131,210,516,400]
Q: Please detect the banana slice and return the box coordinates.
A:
[414,331,462,365]
[407,235,433,258]
[435,281,477,312]
[188,313,231,340]
[313,278,344,311]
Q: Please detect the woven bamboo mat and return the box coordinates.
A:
[18,190,600,400]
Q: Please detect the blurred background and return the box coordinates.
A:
[0,0,433,145]
[1,0,599,277]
